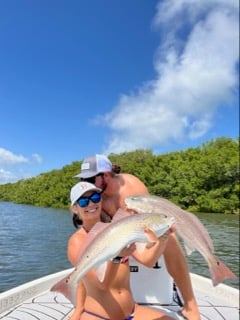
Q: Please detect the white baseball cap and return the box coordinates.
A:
[74,154,112,179]
[70,182,102,205]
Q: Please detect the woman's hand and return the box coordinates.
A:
[144,227,159,245]
[118,243,136,257]
[145,226,175,245]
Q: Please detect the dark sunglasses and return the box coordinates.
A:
[76,192,101,208]
[81,173,104,184]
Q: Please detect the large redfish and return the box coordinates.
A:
[125,194,237,286]
[51,208,174,305]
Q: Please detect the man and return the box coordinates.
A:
[74,154,200,320]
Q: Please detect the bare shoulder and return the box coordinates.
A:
[67,229,86,266]
[120,173,144,184]
[119,173,149,195]
[68,229,85,246]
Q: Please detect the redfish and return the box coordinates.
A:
[51,208,174,305]
[125,194,237,286]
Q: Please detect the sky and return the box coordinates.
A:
[0,0,239,184]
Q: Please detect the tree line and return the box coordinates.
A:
[0,137,239,214]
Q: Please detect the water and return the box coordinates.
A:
[0,202,239,293]
[0,202,73,293]
[186,212,239,289]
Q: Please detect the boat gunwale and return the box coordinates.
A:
[0,269,239,316]
[0,268,74,314]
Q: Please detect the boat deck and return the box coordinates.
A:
[0,286,239,320]
[0,267,238,320]
[0,291,73,320]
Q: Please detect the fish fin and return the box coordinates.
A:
[135,242,147,252]
[95,261,108,282]
[135,227,159,252]
[50,272,77,306]
[135,240,156,252]
[112,208,131,222]
[75,222,109,262]
[209,256,238,286]
[184,243,195,256]
[180,235,196,256]
[89,221,109,237]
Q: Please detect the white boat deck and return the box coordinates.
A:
[0,281,239,320]
[0,291,73,320]
[0,266,239,320]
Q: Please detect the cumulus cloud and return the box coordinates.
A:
[96,0,239,154]
[0,168,17,184]
[0,148,43,184]
[0,148,28,165]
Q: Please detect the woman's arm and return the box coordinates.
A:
[132,228,173,267]
[67,232,86,319]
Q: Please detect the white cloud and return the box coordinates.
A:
[31,153,43,164]
[153,0,238,27]
[95,0,239,154]
[0,148,43,184]
[0,168,17,184]
[0,148,28,165]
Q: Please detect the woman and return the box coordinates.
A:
[68,181,174,320]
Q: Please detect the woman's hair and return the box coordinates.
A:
[72,212,112,229]
[72,213,82,228]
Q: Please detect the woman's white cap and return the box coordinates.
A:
[70,182,102,205]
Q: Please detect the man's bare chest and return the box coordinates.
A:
[102,195,122,218]
[102,202,119,218]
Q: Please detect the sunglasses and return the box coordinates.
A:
[81,173,104,184]
[76,192,101,208]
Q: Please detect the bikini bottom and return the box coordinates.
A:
[83,305,135,320]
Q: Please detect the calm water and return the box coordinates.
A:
[0,202,239,293]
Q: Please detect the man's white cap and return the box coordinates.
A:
[75,154,112,179]
[70,182,102,205]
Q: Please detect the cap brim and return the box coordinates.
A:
[71,185,102,205]
[74,171,98,179]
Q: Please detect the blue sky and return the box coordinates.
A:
[0,0,239,184]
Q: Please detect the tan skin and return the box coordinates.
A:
[68,188,174,320]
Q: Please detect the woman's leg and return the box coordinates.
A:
[134,304,174,320]
[80,310,109,320]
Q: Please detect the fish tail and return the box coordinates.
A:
[50,274,77,306]
[209,256,238,286]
